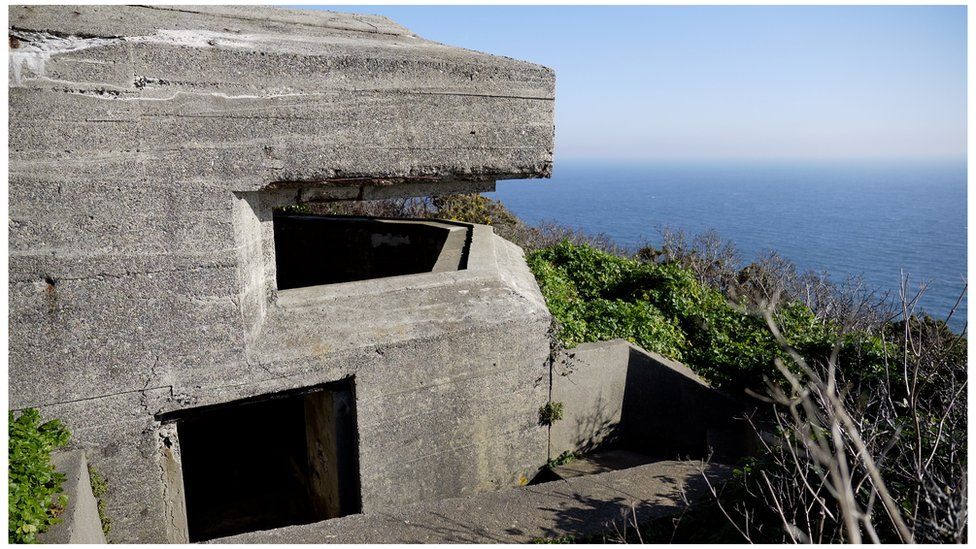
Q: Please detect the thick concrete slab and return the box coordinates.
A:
[550,340,631,454]
[210,460,728,544]
[8,5,554,195]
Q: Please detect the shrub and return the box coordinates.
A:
[527,240,834,394]
[580,299,686,360]
[433,194,521,228]
[8,409,71,544]
[705,289,967,543]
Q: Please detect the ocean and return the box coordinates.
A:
[487,160,968,332]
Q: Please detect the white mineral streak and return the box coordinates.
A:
[9,31,122,86]
[8,29,288,88]
[7,29,341,102]
[8,25,392,88]
[138,29,261,50]
[65,90,315,102]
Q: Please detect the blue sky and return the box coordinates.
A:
[302,6,966,162]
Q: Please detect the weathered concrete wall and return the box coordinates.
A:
[551,340,747,461]
[29,248,551,542]
[38,451,107,545]
[8,6,554,189]
[550,340,631,454]
[9,3,554,408]
[9,5,554,543]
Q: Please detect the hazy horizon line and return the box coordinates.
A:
[552,155,968,166]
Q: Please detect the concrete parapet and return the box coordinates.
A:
[23,225,551,543]
[552,340,748,462]
[550,340,631,454]
[38,451,106,545]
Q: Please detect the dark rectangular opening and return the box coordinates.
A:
[172,381,360,542]
[273,212,467,290]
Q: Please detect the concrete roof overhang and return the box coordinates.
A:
[9,5,555,197]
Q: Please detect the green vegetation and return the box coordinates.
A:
[537,402,564,426]
[545,450,578,469]
[528,242,965,542]
[8,409,71,544]
[528,241,837,394]
[87,465,111,539]
[432,194,522,228]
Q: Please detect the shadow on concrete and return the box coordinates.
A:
[569,393,623,454]
[412,511,511,544]
[619,346,749,463]
[532,468,722,542]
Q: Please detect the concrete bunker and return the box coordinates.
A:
[162,381,360,542]
[9,5,555,542]
[273,212,469,290]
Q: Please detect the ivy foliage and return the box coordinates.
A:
[9,409,71,544]
[528,241,836,393]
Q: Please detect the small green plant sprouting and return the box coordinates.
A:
[546,450,578,469]
[8,409,71,544]
[538,401,564,426]
[87,465,111,539]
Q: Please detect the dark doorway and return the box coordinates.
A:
[173,381,360,542]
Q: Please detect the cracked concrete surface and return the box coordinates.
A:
[9,5,555,543]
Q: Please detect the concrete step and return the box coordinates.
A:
[209,459,728,544]
[549,449,659,480]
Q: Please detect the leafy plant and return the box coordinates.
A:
[538,402,564,426]
[8,409,71,544]
[528,241,838,395]
[546,450,578,469]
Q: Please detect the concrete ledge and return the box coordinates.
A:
[37,450,106,544]
[209,460,728,544]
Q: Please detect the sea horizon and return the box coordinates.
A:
[489,158,967,331]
